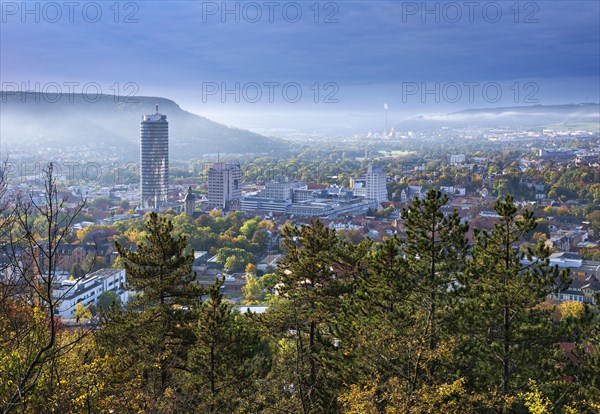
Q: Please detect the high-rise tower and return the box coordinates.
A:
[208,163,242,211]
[365,164,388,203]
[140,105,169,209]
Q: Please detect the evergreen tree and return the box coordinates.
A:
[554,300,600,412]
[344,189,469,411]
[456,195,566,412]
[401,188,469,356]
[100,212,202,412]
[340,235,417,411]
[115,212,199,307]
[261,219,349,413]
[183,279,270,413]
[571,305,600,411]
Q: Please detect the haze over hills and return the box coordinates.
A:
[396,103,600,131]
[0,92,287,160]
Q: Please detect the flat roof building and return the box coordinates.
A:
[365,164,388,203]
[54,268,127,319]
[208,163,242,211]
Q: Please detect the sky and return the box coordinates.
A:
[1,0,599,134]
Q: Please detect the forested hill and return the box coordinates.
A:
[0,92,287,159]
[398,103,600,130]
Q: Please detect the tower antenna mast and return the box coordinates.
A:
[384,103,388,134]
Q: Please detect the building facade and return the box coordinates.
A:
[208,163,242,211]
[241,177,306,214]
[140,107,169,209]
[449,154,466,164]
[365,164,388,203]
[54,268,127,318]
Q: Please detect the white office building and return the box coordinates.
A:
[208,163,242,211]
[241,177,306,214]
[365,164,388,203]
[449,154,466,164]
[54,268,127,318]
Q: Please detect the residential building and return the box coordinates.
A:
[400,185,425,203]
[547,253,600,304]
[546,229,588,252]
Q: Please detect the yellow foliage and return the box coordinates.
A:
[339,382,379,414]
[520,379,552,414]
[245,262,257,275]
[558,300,585,320]
[125,228,141,244]
[564,404,579,414]
[73,302,91,323]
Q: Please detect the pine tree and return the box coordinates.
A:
[115,212,200,307]
[340,235,416,411]
[100,212,202,412]
[570,305,600,411]
[183,278,270,413]
[344,189,469,411]
[396,188,469,405]
[401,188,469,356]
[261,219,348,413]
[456,195,565,412]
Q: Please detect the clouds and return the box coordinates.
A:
[1,0,598,130]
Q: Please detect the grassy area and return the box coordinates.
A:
[543,123,600,132]
[378,150,417,157]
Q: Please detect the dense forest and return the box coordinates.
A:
[1,167,599,413]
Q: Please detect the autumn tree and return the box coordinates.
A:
[241,274,264,304]
[1,163,86,413]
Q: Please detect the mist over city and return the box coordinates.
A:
[1,1,599,413]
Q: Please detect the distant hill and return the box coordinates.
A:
[0,92,286,159]
[396,103,600,130]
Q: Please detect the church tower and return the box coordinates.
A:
[183,186,195,217]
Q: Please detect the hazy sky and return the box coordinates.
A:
[2,0,599,133]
